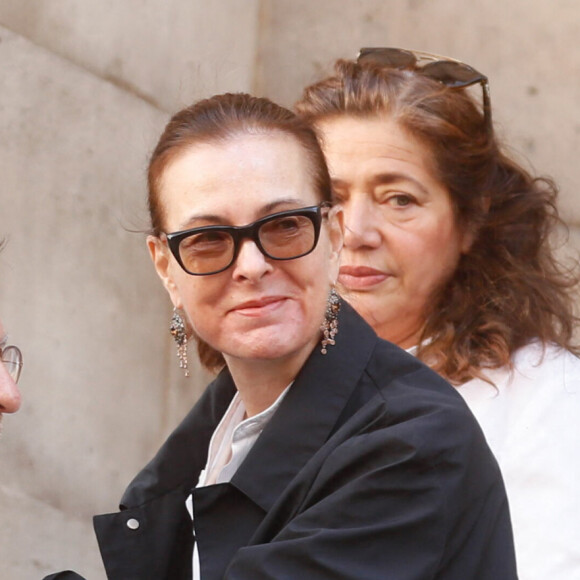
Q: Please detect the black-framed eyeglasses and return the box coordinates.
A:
[164,204,330,276]
[357,47,492,135]
[1,344,23,383]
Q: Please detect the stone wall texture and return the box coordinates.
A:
[0,1,578,577]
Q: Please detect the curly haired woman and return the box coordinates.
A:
[297,47,580,580]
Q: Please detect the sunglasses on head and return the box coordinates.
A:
[357,47,492,136]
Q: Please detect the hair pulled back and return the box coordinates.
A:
[148,92,332,372]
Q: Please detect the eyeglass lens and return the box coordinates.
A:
[1,345,22,383]
[178,212,318,275]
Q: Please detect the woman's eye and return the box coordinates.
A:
[383,194,415,208]
[265,217,303,236]
[183,231,229,253]
[276,217,300,230]
[394,195,411,206]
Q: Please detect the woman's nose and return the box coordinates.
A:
[342,198,382,249]
[231,239,273,281]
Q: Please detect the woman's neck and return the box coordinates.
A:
[223,345,314,417]
[374,327,420,350]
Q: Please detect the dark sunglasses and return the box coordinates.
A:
[357,47,492,135]
[164,204,330,276]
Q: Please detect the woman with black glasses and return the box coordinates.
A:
[296,48,580,580]
[51,92,516,580]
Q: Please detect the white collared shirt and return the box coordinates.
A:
[409,341,580,580]
[187,383,292,579]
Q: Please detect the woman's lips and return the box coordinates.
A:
[230,296,288,316]
[338,266,389,290]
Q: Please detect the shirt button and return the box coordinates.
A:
[126,518,140,530]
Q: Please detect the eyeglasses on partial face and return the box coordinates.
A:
[1,344,23,383]
[357,47,492,135]
[164,204,331,276]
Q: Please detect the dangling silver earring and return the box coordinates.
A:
[170,308,189,377]
[321,288,341,354]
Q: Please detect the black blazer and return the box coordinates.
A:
[85,302,516,579]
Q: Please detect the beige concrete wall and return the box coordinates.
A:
[0,0,260,113]
[0,25,167,577]
[0,2,258,578]
[1,1,579,578]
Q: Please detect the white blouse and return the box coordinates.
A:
[419,342,580,580]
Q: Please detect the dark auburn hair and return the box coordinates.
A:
[148,92,332,372]
[296,58,579,384]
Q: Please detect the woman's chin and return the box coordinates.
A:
[222,328,319,365]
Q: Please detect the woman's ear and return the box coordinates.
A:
[326,205,344,282]
[147,235,182,308]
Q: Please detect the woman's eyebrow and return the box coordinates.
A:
[259,198,305,214]
[177,213,225,230]
[368,172,429,194]
[176,198,306,230]
[332,173,429,196]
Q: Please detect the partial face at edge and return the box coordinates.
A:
[317,115,472,348]
[148,132,343,366]
[0,318,22,433]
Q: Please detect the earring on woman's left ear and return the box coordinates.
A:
[170,308,189,377]
[321,288,341,354]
